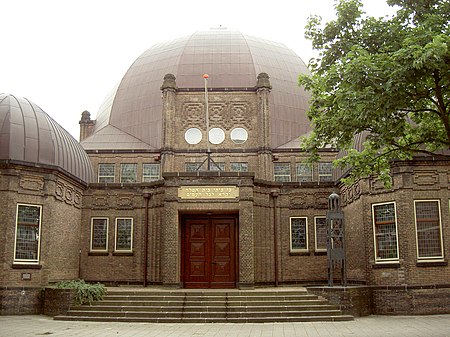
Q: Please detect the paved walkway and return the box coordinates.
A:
[0,314,449,337]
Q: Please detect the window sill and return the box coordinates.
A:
[314,251,327,256]
[88,252,109,256]
[416,260,447,267]
[372,262,400,269]
[290,251,310,256]
[113,251,134,256]
[12,264,42,269]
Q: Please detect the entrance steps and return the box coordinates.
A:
[54,287,354,323]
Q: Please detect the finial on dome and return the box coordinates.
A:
[256,72,272,90]
[161,74,177,91]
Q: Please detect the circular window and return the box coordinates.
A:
[231,127,248,144]
[208,128,225,144]
[184,128,202,144]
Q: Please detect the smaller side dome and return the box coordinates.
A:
[0,94,95,183]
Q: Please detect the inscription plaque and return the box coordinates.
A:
[178,186,239,199]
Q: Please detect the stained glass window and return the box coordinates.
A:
[14,204,42,263]
[91,218,108,251]
[315,217,327,252]
[372,203,398,262]
[115,218,133,252]
[98,163,115,183]
[414,200,443,260]
[290,217,308,251]
[274,163,291,182]
[296,163,313,182]
[143,164,160,182]
[120,164,137,183]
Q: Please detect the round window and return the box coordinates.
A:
[184,128,202,144]
[230,127,248,144]
[208,128,225,145]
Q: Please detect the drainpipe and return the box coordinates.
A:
[271,190,279,287]
[143,191,152,287]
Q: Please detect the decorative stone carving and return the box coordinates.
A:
[55,180,82,208]
[160,73,177,91]
[19,175,44,191]
[314,192,329,209]
[93,197,109,209]
[413,171,439,186]
[117,194,134,209]
[256,72,272,90]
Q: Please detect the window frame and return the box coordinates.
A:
[90,217,109,252]
[296,163,313,182]
[290,217,309,253]
[98,163,115,183]
[142,163,160,182]
[274,163,291,182]
[114,218,134,252]
[230,162,248,172]
[372,202,399,263]
[120,163,138,183]
[318,162,333,182]
[414,200,444,262]
[314,216,327,252]
[13,203,42,264]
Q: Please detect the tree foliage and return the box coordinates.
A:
[299,0,450,186]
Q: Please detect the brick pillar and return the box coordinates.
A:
[238,185,255,289]
[79,110,95,142]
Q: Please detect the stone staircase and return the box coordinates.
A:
[54,287,353,323]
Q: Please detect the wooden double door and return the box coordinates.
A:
[182,216,237,288]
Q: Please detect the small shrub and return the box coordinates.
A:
[56,280,106,305]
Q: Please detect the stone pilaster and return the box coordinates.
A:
[160,74,177,172]
[256,73,273,180]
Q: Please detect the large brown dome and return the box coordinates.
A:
[84,30,311,150]
[0,94,94,183]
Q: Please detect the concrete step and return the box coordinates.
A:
[55,288,354,323]
[55,315,354,323]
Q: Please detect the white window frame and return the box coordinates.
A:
[296,163,313,182]
[90,217,109,252]
[318,162,333,182]
[120,163,138,183]
[314,216,327,252]
[274,163,291,182]
[13,203,42,264]
[290,217,309,252]
[98,163,115,183]
[414,200,444,262]
[372,202,399,263]
[142,163,160,182]
[115,218,133,252]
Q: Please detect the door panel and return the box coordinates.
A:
[183,216,236,288]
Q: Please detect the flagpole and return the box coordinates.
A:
[203,74,211,170]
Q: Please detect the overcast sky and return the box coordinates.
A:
[1,0,396,140]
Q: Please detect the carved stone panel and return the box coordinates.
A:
[19,175,44,191]
[413,170,439,189]
[55,180,82,208]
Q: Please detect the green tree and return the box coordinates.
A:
[299,0,450,186]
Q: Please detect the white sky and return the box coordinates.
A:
[1,0,396,140]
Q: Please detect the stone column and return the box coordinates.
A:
[160,74,177,172]
[256,73,273,181]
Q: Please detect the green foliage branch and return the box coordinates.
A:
[299,0,450,186]
[56,279,106,306]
